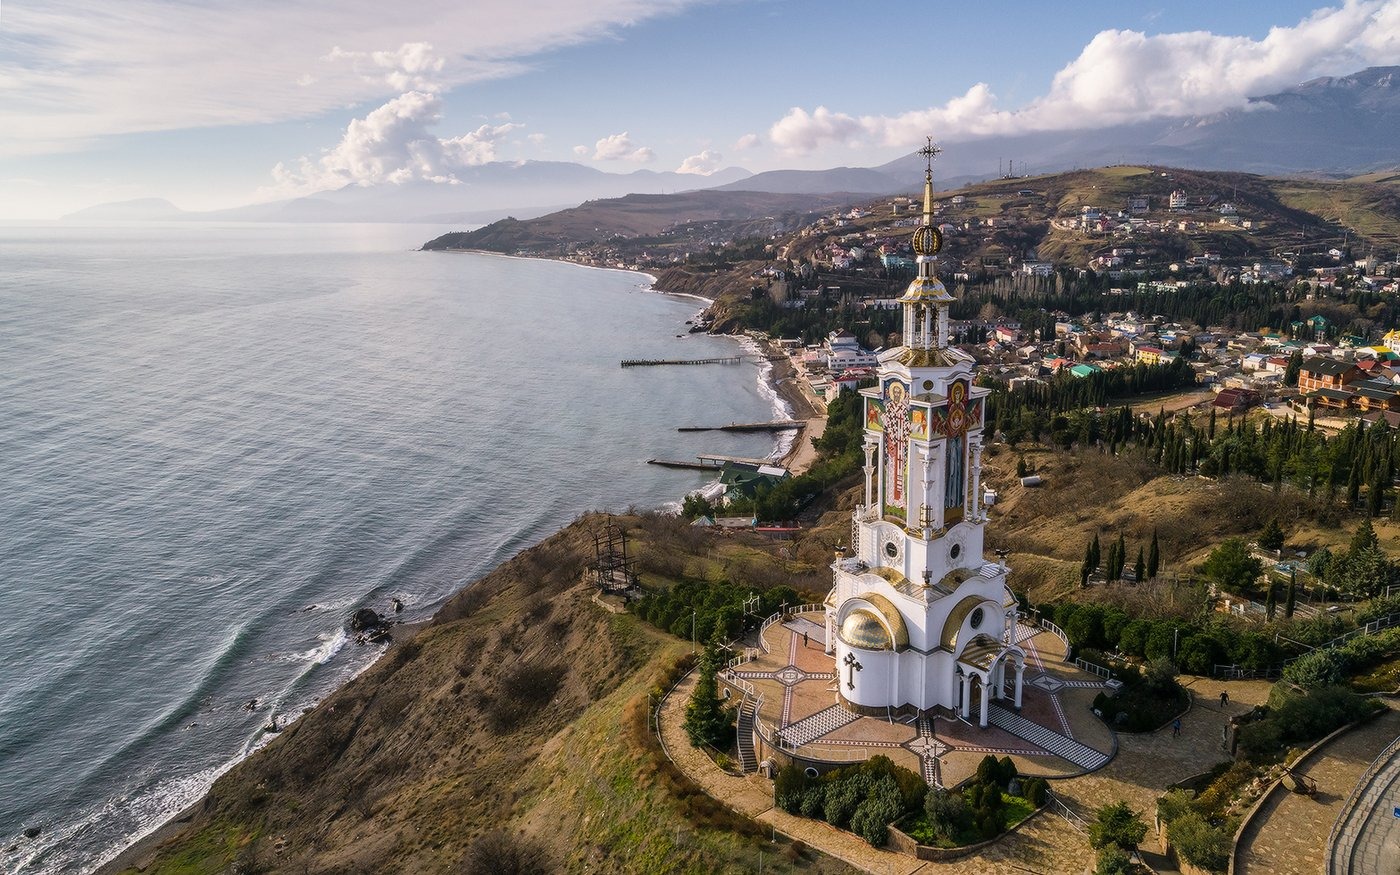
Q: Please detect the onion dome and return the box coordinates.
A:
[840,609,892,650]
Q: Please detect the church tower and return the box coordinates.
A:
[824,140,1024,726]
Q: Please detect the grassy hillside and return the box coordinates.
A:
[110,514,849,875]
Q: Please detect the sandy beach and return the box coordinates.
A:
[763,339,828,476]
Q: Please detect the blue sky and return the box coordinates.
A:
[2,0,1398,218]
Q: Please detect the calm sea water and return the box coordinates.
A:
[0,223,787,874]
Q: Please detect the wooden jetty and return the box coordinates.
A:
[620,356,742,368]
[677,420,806,433]
[647,453,775,471]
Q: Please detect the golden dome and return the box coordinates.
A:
[840,609,892,650]
[912,225,942,256]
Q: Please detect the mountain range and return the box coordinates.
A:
[69,67,1400,224]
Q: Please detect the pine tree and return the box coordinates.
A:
[1134,547,1145,584]
[1284,570,1297,619]
[1147,529,1160,579]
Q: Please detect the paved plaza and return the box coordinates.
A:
[722,612,1115,788]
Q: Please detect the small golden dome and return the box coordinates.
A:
[840,609,892,650]
[912,225,942,256]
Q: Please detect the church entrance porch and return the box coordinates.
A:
[722,610,1115,788]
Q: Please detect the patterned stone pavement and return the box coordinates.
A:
[722,614,1116,788]
[1237,705,1400,875]
[666,618,1301,874]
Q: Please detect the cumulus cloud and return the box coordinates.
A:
[262,92,521,197]
[586,132,655,163]
[0,0,701,156]
[733,133,760,151]
[769,0,1400,152]
[676,149,723,175]
[325,42,447,92]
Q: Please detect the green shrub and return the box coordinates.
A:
[923,787,968,843]
[1089,801,1148,850]
[1094,843,1135,875]
[1166,810,1230,871]
[822,772,869,829]
[1020,777,1048,806]
[849,776,902,846]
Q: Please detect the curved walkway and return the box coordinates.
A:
[1326,719,1400,874]
[1236,705,1400,875]
[661,661,1278,872]
[660,669,1089,874]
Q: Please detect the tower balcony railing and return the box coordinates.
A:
[853,504,880,523]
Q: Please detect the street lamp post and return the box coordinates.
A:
[692,609,697,654]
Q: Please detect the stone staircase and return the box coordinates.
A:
[986,703,1110,771]
[735,702,758,772]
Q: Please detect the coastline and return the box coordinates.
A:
[94,250,803,872]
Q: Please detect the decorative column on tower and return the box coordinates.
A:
[968,437,984,521]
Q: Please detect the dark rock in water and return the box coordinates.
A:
[23,827,41,839]
[348,607,383,632]
[392,597,404,614]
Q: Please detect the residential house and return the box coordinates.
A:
[1299,357,1363,409]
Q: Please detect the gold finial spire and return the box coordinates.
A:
[910,137,943,256]
[918,137,940,223]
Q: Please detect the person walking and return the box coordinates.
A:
[1172,717,1182,738]
[1219,690,1229,708]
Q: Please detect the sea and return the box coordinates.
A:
[0,222,791,874]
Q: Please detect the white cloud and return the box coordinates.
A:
[261,92,522,197]
[527,133,548,144]
[0,0,701,157]
[733,133,760,151]
[325,42,447,92]
[587,132,655,163]
[769,0,1400,152]
[676,149,723,175]
[573,144,591,157]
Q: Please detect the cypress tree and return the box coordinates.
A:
[1134,547,1146,584]
[1081,541,1095,587]
[1114,533,1127,581]
[1284,570,1297,619]
[1147,529,1161,579]
[1369,468,1386,518]
[1090,534,1101,573]
[1265,583,1277,622]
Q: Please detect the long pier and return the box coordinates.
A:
[646,454,777,471]
[620,356,743,368]
[678,420,806,433]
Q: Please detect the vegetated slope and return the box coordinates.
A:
[421,190,861,254]
[978,433,1363,602]
[112,514,850,875]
